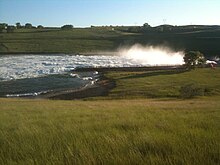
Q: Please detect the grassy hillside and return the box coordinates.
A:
[0,68,220,164]
[0,28,121,54]
[1,26,220,56]
[0,97,220,165]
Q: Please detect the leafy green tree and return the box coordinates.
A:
[16,22,21,29]
[141,23,152,32]
[183,51,206,70]
[143,23,151,28]
[7,25,16,33]
[61,25,73,30]
[37,25,44,29]
[0,23,7,32]
[25,23,32,28]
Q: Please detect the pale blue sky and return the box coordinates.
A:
[0,0,219,27]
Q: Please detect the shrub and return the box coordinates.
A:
[183,51,206,70]
[180,83,204,99]
[25,23,33,29]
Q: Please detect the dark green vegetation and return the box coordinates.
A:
[0,68,220,164]
[103,68,220,99]
[1,25,220,57]
[183,51,206,70]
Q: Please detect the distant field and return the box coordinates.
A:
[0,28,121,54]
[1,27,220,56]
[0,68,220,164]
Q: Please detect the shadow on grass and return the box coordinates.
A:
[119,69,187,80]
[14,29,61,33]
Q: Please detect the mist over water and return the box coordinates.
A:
[119,44,184,65]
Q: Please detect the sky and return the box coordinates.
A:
[0,0,219,27]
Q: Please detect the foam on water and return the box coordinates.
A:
[0,53,184,82]
[0,54,148,82]
[6,90,50,97]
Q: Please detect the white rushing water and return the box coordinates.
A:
[0,54,129,81]
[0,52,184,82]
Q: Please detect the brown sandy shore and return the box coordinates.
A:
[37,66,185,100]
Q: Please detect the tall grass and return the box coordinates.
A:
[0,98,220,164]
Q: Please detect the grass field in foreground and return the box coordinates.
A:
[0,97,220,165]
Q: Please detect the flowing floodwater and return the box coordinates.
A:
[0,54,146,97]
[0,51,184,97]
[0,54,151,82]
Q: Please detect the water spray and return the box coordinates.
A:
[118,44,184,66]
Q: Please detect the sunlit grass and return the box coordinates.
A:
[0,28,121,53]
[0,97,220,164]
[105,68,220,99]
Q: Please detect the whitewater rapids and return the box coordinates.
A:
[0,52,184,82]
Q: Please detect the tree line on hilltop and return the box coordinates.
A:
[0,22,75,33]
[1,22,219,33]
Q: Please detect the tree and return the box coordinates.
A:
[7,25,16,33]
[61,25,73,30]
[16,22,21,29]
[0,23,7,32]
[37,25,44,29]
[141,23,152,32]
[183,51,206,70]
[143,23,151,28]
[25,23,32,28]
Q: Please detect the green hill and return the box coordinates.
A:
[1,25,220,57]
